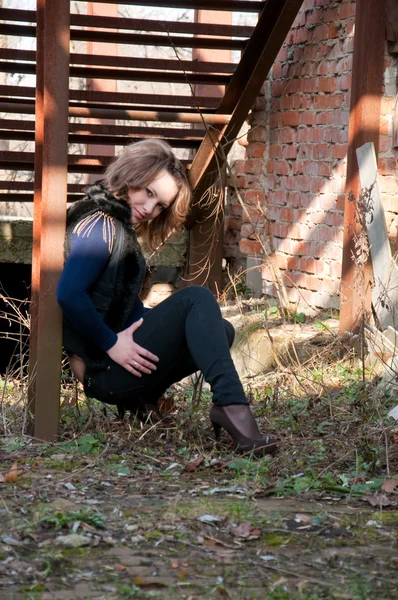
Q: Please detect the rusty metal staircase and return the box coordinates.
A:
[0,0,304,439]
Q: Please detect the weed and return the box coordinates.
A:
[40,509,105,531]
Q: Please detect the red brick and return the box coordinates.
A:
[319,77,337,93]
[248,127,267,143]
[297,129,310,143]
[225,216,241,231]
[253,95,266,111]
[339,2,356,19]
[275,254,288,270]
[247,143,266,159]
[299,111,317,126]
[330,145,347,159]
[270,113,283,128]
[274,161,290,176]
[336,194,345,211]
[243,205,265,222]
[287,255,300,270]
[236,175,259,189]
[272,63,282,79]
[272,222,290,238]
[378,158,397,175]
[379,136,392,153]
[243,190,266,205]
[380,177,398,195]
[280,128,296,144]
[327,24,340,39]
[313,23,329,41]
[283,145,298,160]
[241,223,263,239]
[229,203,242,217]
[300,258,317,274]
[306,275,322,291]
[380,97,394,116]
[313,95,345,109]
[289,272,306,288]
[322,7,339,22]
[280,207,294,222]
[305,8,322,25]
[301,77,319,93]
[282,112,300,127]
[324,212,344,227]
[336,74,352,91]
[291,27,309,45]
[346,20,355,35]
[239,239,262,255]
[313,144,330,159]
[308,128,327,143]
[271,81,285,97]
[287,191,301,208]
[273,190,287,205]
[322,278,338,293]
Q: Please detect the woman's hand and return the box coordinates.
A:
[106,318,159,377]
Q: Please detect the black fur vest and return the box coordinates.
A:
[63,180,146,370]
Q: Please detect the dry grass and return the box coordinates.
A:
[1,320,397,495]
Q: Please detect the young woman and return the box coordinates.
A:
[57,139,277,456]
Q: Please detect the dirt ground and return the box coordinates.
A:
[1,311,398,599]
[0,432,397,600]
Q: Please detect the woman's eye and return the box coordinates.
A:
[146,188,153,197]
[158,204,165,211]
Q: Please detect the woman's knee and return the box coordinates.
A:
[174,285,215,304]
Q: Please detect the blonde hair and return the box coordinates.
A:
[104,139,191,248]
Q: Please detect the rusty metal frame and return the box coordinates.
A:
[339,0,387,334]
[27,0,70,441]
[0,0,308,439]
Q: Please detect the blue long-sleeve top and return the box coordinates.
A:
[56,216,144,352]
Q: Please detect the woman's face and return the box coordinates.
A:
[127,169,179,225]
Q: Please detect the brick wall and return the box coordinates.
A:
[225,0,398,313]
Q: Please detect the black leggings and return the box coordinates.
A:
[84,286,248,408]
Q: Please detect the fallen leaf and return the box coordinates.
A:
[231,522,252,539]
[4,462,24,483]
[294,513,312,524]
[364,493,392,507]
[390,431,398,444]
[1,535,27,547]
[183,456,204,472]
[259,555,277,562]
[117,564,126,571]
[198,514,221,524]
[381,478,398,493]
[171,562,179,569]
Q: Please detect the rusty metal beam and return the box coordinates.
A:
[28,0,70,442]
[0,151,190,172]
[85,1,264,11]
[0,118,206,139]
[187,0,305,283]
[0,47,236,74]
[0,8,255,37]
[339,0,387,335]
[0,130,201,148]
[0,60,230,86]
[0,22,247,50]
[0,85,221,109]
[0,101,230,123]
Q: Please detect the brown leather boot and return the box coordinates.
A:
[210,404,278,457]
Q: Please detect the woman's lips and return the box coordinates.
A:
[135,208,144,220]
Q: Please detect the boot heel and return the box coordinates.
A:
[211,420,222,442]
